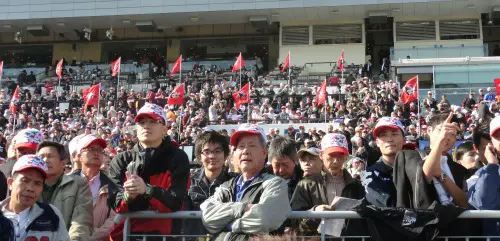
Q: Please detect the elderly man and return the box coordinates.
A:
[201,123,291,241]
[37,141,93,241]
[0,128,44,179]
[72,135,116,240]
[108,103,190,241]
[291,133,365,237]
[0,155,70,240]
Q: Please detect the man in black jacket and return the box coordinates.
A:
[108,103,190,241]
[362,117,405,208]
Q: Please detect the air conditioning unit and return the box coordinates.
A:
[26,25,50,36]
[136,21,157,32]
[249,16,269,29]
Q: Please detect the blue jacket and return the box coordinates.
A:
[467,164,500,238]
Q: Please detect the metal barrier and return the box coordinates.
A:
[115,210,500,241]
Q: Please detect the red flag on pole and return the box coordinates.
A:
[495,78,500,96]
[9,85,19,114]
[338,50,344,71]
[0,61,4,80]
[400,75,419,104]
[281,52,290,73]
[82,84,100,110]
[315,81,327,105]
[111,57,121,77]
[233,83,250,108]
[55,59,63,78]
[168,83,185,105]
[170,55,182,76]
[232,53,245,73]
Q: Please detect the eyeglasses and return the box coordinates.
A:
[201,149,224,156]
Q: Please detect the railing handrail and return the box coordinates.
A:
[114,210,500,224]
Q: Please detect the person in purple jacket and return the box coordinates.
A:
[467,116,500,240]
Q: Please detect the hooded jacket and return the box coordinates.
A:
[200,171,290,241]
[108,136,190,240]
[0,198,70,241]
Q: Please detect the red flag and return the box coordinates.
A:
[400,76,419,104]
[495,78,500,96]
[82,84,100,110]
[170,55,182,76]
[232,53,245,72]
[315,81,327,105]
[168,83,185,105]
[338,50,344,71]
[9,86,19,114]
[0,61,4,80]
[111,57,121,77]
[233,83,250,108]
[55,59,63,78]
[281,52,290,73]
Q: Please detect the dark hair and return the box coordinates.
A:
[194,131,230,161]
[472,120,491,148]
[428,113,459,128]
[455,142,474,162]
[268,136,297,163]
[37,141,69,162]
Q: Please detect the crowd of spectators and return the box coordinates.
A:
[0,68,498,240]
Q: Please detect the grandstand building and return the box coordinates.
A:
[0,0,499,96]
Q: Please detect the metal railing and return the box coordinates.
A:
[115,210,500,241]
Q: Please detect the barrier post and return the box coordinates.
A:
[123,217,130,241]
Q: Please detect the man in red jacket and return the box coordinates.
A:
[108,103,190,241]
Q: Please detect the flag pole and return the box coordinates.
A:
[416,75,421,137]
[288,51,291,86]
[239,53,242,88]
[97,84,101,115]
[341,49,344,84]
[324,80,327,123]
[247,82,251,124]
[179,55,182,86]
[57,77,60,102]
[115,57,120,99]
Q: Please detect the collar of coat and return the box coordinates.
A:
[318,169,357,185]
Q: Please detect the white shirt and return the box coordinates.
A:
[2,205,31,239]
[432,156,456,205]
[81,172,101,200]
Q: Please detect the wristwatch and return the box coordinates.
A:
[145,184,153,199]
[439,173,448,182]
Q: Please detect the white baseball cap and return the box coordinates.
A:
[229,123,266,146]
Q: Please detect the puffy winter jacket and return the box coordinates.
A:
[108,136,190,240]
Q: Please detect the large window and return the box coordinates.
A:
[396,21,436,41]
[313,24,362,44]
[439,19,479,40]
[282,26,309,45]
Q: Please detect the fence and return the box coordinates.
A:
[115,210,500,241]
